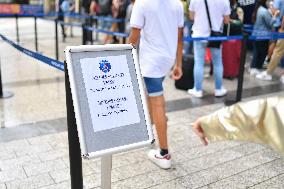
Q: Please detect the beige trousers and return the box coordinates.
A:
[267,35,284,74]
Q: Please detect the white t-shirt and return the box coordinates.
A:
[189,0,230,38]
[130,0,184,78]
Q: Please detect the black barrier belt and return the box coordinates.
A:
[0,34,64,71]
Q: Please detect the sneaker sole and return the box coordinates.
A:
[187,92,203,98]
[256,76,272,81]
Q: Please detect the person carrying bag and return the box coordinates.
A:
[188,0,230,98]
[204,0,223,48]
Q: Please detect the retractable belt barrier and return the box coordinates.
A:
[0,13,125,23]
[183,33,284,42]
[183,35,243,42]
[1,16,284,73]
[3,13,284,41]
[0,34,64,71]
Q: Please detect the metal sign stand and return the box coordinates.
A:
[65,60,114,189]
[64,62,83,189]
[101,155,112,189]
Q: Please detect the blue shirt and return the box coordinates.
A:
[273,0,284,27]
[252,6,276,36]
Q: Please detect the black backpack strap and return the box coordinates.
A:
[204,0,212,29]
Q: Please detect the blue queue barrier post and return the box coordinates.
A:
[82,23,86,45]
[34,16,38,52]
[15,14,19,44]
[64,61,83,189]
[122,36,126,44]
[90,17,94,45]
[55,19,59,60]
[0,55,13,99]
[225,33,248,106]
[95,19,98,42]
[82,16,92,45]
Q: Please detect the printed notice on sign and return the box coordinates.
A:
[80,55,140,132]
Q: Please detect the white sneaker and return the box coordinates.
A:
[148,149,171,169]
[280,75,284,84]
[249,68,261,76]
[215,87,227,97]
[256,71,272,81]
[188,88,203,98]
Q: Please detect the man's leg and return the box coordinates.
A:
[144,77,171,169]
[210,47,223,90]
[148,95,168,150]
[193,41,206,91]
[257,39,284,81]
[188,41,206,98]
[267,39,284,74]
[210,45,227,97]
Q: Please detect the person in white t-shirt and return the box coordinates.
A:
[188,0,230,98]
[128,0,184,169]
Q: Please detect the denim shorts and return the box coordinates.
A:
[143,77,165,97]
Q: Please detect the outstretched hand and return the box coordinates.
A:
[192,119,209,146]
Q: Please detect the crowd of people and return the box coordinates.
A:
[57,0,284,83]
[127,0,284,170]
[55,0,284,170]
[249,0,284,84]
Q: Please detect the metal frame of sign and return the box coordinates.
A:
[65,44,154,159]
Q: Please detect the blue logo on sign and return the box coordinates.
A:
[99,60,111,73]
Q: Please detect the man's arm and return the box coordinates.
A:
[192,96,284,155]
[189,11,195,21]
[56,0,60,12]
[128,27,141,46]
[223,15,230,24]
[172,28,183,80]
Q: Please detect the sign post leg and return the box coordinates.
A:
[34,16,38,52]
[55,19,59,60]
[95,20,98,42]
[0,55,13,99]
[15,14,20,44]
[64,62,83,189]
[101,155,112,189]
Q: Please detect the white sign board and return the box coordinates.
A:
[65,44,153,159]
[80,55,140,132]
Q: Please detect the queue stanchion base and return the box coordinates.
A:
[0,91,14,99]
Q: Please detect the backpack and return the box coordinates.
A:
[97,0,112,15]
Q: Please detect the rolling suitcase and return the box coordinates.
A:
[222,40,242,79]
[175,54,194,90]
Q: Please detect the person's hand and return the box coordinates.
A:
[274,10,280,17]
[192,119,209,146]
[171,65,182,80]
